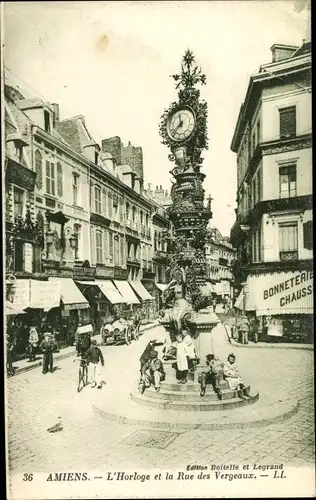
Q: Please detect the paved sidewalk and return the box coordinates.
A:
[10,320,159,376]
[223,324,313,350]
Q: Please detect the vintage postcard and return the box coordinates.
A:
[3,1,314,499]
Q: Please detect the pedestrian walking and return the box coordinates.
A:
[40,332,57,374]
[28,326,39,362]
[86,340,104,389]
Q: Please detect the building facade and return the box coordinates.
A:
[230,42,312,342]
[4,83,169,357]
[205,228,236,300]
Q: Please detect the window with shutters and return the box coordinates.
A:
[279,165,296,198]
[109,231,113,260]
[120,236,124,266]
[14,240,24,272]
[35,150,43,189]
[14,187,25,218]
[303,220,313,250]
[96,230,103,263]
[102,189,107,217]
[94,186,101,214]
[46,161,55,195]
[108,192,113,218]
[57,162,63,197]
[279,106,296,139]
[73,173,79,206]
[279,222,298,260]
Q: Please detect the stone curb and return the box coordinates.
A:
[93,398,300,431]
[223,325,313,350]
[11,321,159,376]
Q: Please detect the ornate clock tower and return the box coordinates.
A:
[159,50,213,309]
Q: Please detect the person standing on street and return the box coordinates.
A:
[40,332,57,374]
[237,315,250,344]
[86,340,104,389]
[28,325,39,362]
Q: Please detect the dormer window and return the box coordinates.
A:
[44,110,51,133]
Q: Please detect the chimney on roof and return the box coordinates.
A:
[51,103,59,127]
[270,44,298,63]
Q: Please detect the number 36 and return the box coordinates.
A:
[23,473,33,481]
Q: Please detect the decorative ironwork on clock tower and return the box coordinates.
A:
[159,50,212,309]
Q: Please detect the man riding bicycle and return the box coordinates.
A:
[76,330,91,359]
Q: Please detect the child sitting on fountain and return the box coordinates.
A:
[199,354,224,399]
[223,353,250,400]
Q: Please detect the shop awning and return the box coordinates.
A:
[28,279,61,311]
[98,280,125,304]
[155,283,168,292]
[5,301,26,316]
[234,290,244,310]
[77,324,93,335]
[49,278,89,310]
[129,280,154,300]
[113,280,140,304]
[8,279,30,312]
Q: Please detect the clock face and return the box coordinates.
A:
[167,107,195,142]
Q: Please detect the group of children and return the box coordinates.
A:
[138,332,249,400]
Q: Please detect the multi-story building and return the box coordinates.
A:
[4,84,161,355]
[205,228,236,300]
[230,41,312,342]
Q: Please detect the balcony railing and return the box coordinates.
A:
[279,251,298,261]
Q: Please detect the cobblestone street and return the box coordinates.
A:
[7,325,315,476]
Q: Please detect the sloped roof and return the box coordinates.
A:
[56,115,97,154]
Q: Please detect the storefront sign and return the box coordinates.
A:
[95,266,114,278]
[246,270,313,315]
[29,280,61,310]
[73,266,96,279]
[12,279,30,310]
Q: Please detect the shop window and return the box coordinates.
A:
[96,230,103,263]
[14,187,24,219]
[94,186,101,214]
[279,165,296,198]
[279,106,296,139]
[279,222,298,260]
[14,240,24,272]
[72,173,79,206]
[46,161,56,196]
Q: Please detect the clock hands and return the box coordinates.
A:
[173,119,184,133]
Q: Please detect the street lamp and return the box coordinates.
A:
[69,233,79,260]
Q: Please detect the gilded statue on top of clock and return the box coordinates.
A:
[167,105,196,143]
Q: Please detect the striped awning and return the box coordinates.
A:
[49,278,89,310]
[98,280,125,304]
[113,280,140,304]
[129,281,154,300]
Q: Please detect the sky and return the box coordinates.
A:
[3,1,310,236]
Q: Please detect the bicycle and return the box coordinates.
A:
[74,358,88,393]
